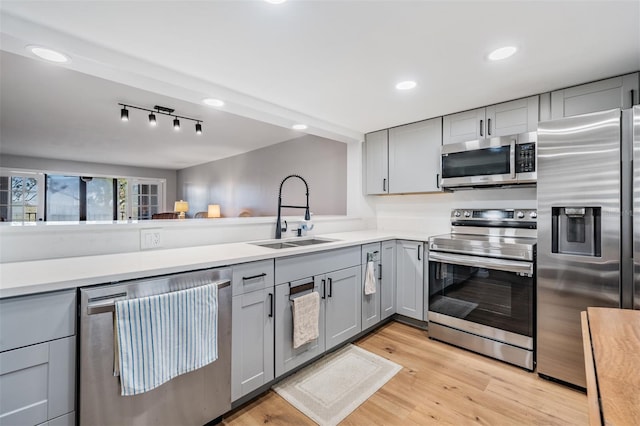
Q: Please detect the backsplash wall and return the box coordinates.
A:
[372,187,537,236]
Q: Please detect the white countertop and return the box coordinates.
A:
[0,230,434,299]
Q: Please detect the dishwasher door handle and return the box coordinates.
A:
[86,280,231,315]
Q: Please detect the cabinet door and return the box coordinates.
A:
[389,117,443,193]
[396,241,424,320]
[551,72,639,119]
[485,96,539,137]
[274,278,325,377]
[231,288,274,401]
[361,243,381,330]
[325,266,362,351]
[365,129,389,194]
[0,336,75,426]
[380,240,397,320]
[442,108,485,145]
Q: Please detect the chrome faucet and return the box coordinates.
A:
[275,174,310,239]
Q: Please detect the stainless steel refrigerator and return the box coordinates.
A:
[537,107,640,388]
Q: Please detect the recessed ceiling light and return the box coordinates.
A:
[203,98,225,107]
[292,124,308,130]
[488,46,518,61]
[395,80,417,91]
[27,46,69,63]
[265,0,287,4]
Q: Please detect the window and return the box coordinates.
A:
[131,181,163,220]
[0,172,45,222]
[46,175,80,221]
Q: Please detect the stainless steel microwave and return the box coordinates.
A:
[440,132,537,189]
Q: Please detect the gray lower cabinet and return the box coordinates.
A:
[396,240,425,320]
[231,260,274,401]
[275,276,326,377]
[324,266,362,351]
[380,240,397,321]
[361,243,382,330]
[551,72,639,119]
[0,290,76,426]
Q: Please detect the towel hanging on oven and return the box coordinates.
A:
[113,282,218,396]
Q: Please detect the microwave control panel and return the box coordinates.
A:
[516,143,536,173]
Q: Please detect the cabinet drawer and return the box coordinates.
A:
[232,260,275,296]
[0,336,75,426]
[0,290,76,352]
[275,246,360,284]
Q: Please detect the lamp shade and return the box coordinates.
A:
[174,200,189,213]
[207,204,221,218]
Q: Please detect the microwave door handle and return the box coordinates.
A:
[510,139,516,179]
[428,251,533,275]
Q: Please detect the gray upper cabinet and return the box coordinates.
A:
[380,240,397,321]
[442,108,486,145]
[396,240,424,321]
[551,72,640,119]
[443,96,539,145]
[388,117,443,193]
[231,260,275,401]
[364,129,389,195]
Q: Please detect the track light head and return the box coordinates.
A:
[195,122,202,135]
[173,117,180,130]
[120,107,129,121]
[148,112,157,126]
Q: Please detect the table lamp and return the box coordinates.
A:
[174,200,189,219]
[208,204,221,218]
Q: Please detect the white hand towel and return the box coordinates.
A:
[114,282,218,396]
[292,291,320,349]
[364,261,377,295]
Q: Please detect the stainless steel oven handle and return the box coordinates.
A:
[428,251,533,275]
[510,138,516,179]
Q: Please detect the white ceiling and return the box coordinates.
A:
[1,1,639,168]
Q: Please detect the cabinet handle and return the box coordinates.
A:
[378,264,382,280]
[328,278,333,298]
[243,272,267,281]
[383,178,387,192]
[487,118,492,136]
[268,293,273,317]
[479,119,484,137]
[436,173,440,189]
[322,279,326,299]
[418,245,422,261]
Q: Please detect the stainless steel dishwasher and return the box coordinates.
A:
[78,268,232,426]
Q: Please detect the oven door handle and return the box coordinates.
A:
[428,251,533,275]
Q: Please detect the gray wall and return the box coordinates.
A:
[0,155,178,209]
[177,135,347,217]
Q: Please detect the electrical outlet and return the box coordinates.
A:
[140,228,162,250]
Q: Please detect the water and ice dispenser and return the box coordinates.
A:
[551,207,602,257]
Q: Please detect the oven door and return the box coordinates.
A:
[441,137,516,188]
[428,251,534,349]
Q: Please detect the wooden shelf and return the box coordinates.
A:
[582,307,640,425]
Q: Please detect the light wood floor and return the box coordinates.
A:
[223,321,588,425]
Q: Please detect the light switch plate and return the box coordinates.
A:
[140,228,162,249]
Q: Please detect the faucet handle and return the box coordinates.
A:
[282,220,288,232]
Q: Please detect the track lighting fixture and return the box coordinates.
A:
[117,103,203,134]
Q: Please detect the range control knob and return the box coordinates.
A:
[530,211,538,219]
[516,211,525,219]
[464,211,471,218]
[454,211,461,218]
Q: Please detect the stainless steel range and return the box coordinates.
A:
[428,208,537,370]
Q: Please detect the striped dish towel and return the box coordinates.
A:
[114,282,218,396]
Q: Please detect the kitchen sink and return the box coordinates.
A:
[251,237,338,249]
